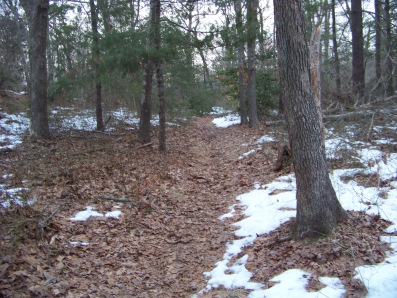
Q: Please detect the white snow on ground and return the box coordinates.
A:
[50,106,182,130]
[0,112,29,149]
[239,135,276,159]
[0,106,183,209]
[256,135,275,144]
[0,184,33,208]
[212,114,240,128]
[69,206,122,221]
[197,115,397,298]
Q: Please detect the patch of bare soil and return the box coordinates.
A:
[0,115,392,297]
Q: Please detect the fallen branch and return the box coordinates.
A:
[135,142,154,149]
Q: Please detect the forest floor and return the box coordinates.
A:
[0,97,396,297]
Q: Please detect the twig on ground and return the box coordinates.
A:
[135,142,154,149]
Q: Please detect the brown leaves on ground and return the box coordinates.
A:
[0,115,393,297]
[243,212,392,297]
[0,116,277,297]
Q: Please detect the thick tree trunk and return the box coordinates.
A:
[247,0,259,128]
[310,25,325,142]
[21,0,50,138]
[139,63,154,144]
[274,0,348,239]
[351,0,365,99]
[139,0,155,144]
[89,0,104,131]
[234,0,248,124]
[331,0,342,98]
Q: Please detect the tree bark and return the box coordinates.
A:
[21,0,50,138]
[274,0,348,239]
[139,0,155,144]
[331,0,342,98]
[89,0,104,131]
[153,0,166,152]
[384,0,394,97]
[351,0,365,99]
[374,0,382,91]
[234,0,248,124]
[247,0,259,128]
[323,0,330,63]
[310,25,325,143]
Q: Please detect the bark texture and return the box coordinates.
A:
[384,0,394,96]
[234,0,248,124]
[274,0,348,238]
[247,0,259,128]
[309,25,324,142]
[331,0,342,98]
[90,0,104,131]
[351,0,365,99]
[21,0,50,138]
[153,0,166,152]
[139,0,155,144]
[374,0,382,90]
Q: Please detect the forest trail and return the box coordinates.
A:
[0,115,279,297]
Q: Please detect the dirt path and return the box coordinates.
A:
[0,116,278,297]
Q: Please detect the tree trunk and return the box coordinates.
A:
[246,0,259,128]
[310,25,325,143]
[6,0,30,90]
[234,0,248,124]
[274,0,348,239]
[384,0,394,97]
[21,0,50,138]
[153,0,165,152]
[139,0,155,144]
[373,0,382,92]
[351,0,365,100]
[89,0,104,131]
[258,5,265,66]
[323,0,330,63]
[331,0,342,98]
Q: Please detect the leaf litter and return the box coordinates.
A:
[0,107,396,297]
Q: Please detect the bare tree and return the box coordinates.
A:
[274,0,348,238]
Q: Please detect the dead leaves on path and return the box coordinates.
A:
[1,116,270,297]
[0,116,393,297]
